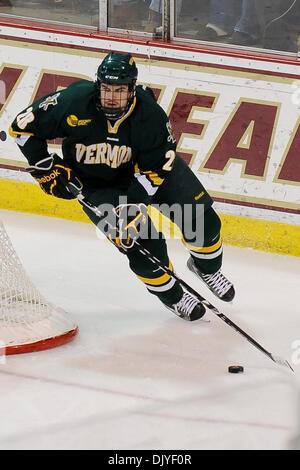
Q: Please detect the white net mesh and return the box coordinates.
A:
[0,221,78,353]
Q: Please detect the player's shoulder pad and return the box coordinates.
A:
[35,79,95,122]
[55,79,94,106]
[136,84,157,102]
[135,85,166,122]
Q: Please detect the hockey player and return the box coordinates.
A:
[10,51,235,322]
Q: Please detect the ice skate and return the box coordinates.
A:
[187,257,235,302]
[163,291,206,321]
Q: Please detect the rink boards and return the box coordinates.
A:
[0,23,299,256]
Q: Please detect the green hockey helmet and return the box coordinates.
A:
[97,51,138,86]
[95,51,138,119]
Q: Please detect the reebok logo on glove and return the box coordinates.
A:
[36,169,60,184]
[27,153,82,200]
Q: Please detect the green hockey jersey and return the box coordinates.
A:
[10,80,177,205]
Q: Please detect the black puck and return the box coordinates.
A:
[228,365,244,374]
[0,131,7,141]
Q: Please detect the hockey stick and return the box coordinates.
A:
[70,186,293,372]
[133,242,294,372]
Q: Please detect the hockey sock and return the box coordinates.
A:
[183,207,223,274]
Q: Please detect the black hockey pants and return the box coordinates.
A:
[81,155,222,306]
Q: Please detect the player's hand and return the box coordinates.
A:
[27,153,83,199]
[108,203,148,252]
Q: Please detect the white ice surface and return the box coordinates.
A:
[0,209,299,450]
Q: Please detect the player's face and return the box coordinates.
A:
[100,83,131,109]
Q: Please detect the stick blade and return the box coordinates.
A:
[271,354,294,372]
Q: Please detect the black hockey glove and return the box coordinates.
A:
[27,153,83,199]
[107,203,148,252]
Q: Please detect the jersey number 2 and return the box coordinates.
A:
[162,150,176,171]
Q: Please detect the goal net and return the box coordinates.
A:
[0,221,78,354]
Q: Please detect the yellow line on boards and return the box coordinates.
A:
[0,179,89,223]
[0,178,299,257]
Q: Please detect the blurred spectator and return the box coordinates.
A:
[0,0,12,6]
[144,0,161,32]
[145,0,182,33]
[197,0,299,52]
[197,0,264,45]
[263,0,300,52]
